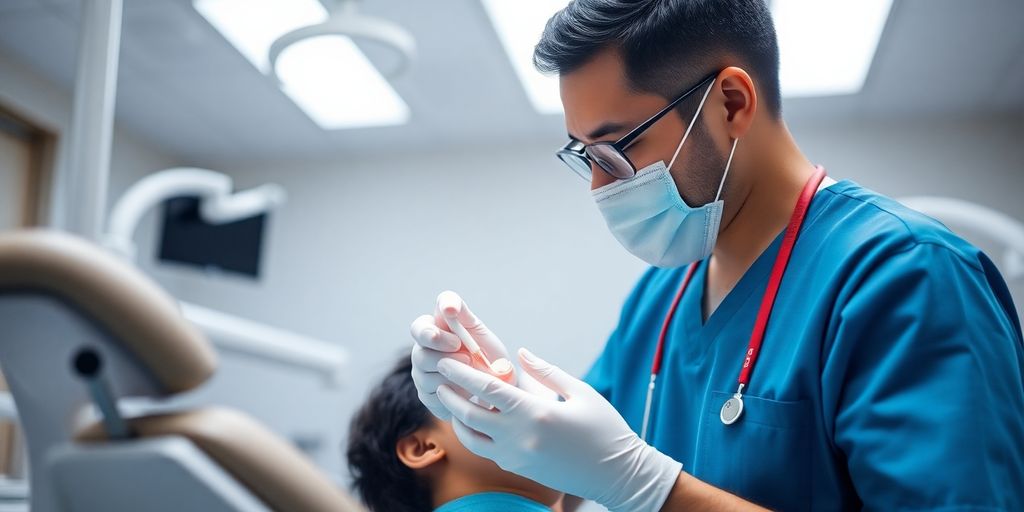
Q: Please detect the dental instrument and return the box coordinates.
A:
[444,315,514,380]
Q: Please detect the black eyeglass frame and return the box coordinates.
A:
[556,71,719,181]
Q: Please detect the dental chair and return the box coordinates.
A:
[0,230,364,512]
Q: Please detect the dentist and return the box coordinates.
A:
[411,1,1024,510]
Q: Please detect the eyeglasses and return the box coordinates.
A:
[556,71,718,182]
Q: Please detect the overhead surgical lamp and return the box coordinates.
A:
[266,0,416,84]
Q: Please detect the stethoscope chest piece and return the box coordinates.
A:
[720,392,744,425]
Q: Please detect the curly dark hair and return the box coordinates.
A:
[346,355,434,512]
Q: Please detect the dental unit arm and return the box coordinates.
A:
[103,168,286,262]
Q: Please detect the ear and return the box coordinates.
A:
[717,66,758,139]
[396,428,446,470]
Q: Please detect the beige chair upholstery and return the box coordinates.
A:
[0,230,214,393]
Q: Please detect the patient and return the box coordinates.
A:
[347,355,563,512]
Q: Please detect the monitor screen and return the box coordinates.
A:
[158,196,266,278]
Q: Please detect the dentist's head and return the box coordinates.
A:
[537,0,788,267]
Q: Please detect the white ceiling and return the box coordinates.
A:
[0,0,1021,164]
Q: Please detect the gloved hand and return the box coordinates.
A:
[409,291,514,420]
[434,348,683,512]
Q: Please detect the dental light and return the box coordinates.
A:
[195,0,413,129]
[267,0,416,85]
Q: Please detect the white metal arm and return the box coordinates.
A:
[104,168,286,261]
[179,302,348,388]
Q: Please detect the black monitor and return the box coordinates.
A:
[157,196,267,278]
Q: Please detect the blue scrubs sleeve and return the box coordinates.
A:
[824,242,1024,510]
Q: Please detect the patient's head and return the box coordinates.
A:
[346,355,561,511]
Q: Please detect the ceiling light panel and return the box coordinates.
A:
[194,0,409,129]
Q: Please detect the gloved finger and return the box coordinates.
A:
[411,314,461,352]
[435,291,510,361]
[411,344,472,376]
[411,343,474,421]
[450,416,496,459]
[516,364,560,401]
[437,357,528,413]
[417,390,451,421]
[517,347,585,399]
[411,361,450,419]
[413,360,474,402]
[412,356,477,407]
[411,365,451,397]
[411,339,504,388]
[436,384,506,439]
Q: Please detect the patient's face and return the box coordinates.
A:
[426,418,561,505]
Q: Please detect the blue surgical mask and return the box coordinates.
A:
[591,82,738,268]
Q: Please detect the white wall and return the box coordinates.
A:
[791,115,1024,219]
[140,113,1024,455]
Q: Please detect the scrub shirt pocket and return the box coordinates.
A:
[695,391,813,511]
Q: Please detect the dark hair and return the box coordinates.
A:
[534,0,782,117]
[346,355,434,512]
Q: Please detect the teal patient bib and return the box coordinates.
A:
[434,492,551,511]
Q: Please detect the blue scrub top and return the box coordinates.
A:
[585,180,1024,511]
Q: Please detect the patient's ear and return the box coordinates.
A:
[396,428,446,470]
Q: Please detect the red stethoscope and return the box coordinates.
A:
[640,167,827,440]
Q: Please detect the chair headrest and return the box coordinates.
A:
[0,229,216,394]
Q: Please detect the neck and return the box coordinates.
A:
[706,122,815,308]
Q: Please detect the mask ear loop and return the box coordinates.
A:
[667,80,716,171]
[715,138,739,202]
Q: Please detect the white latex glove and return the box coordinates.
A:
[409,291,515,420]
[435,348,683,512]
